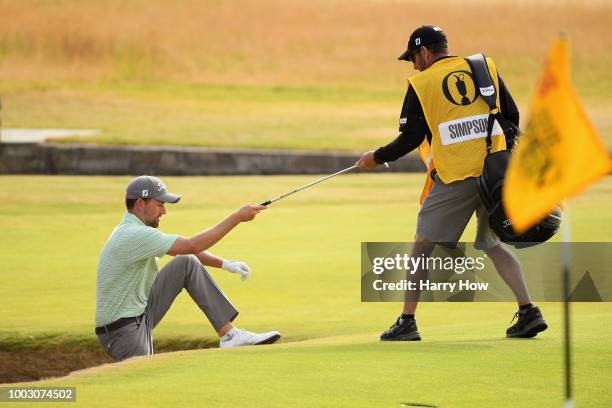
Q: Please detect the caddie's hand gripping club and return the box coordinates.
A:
[260,162,389,206]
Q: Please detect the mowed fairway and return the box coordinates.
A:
[1,174,611,407]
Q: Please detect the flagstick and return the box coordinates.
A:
[559,32,573,407]
[562,208,573,408]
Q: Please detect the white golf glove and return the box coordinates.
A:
[222,260,251,281]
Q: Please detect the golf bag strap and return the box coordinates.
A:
[465,53,499,154]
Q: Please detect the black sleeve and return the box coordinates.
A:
[498,74,520,148]
[373,86,427,164]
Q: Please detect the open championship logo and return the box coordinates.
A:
[442,70,478,106]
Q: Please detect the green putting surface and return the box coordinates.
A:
[1,174,611,406]
[6,303,612,408]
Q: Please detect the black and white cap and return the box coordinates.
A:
[125,175,180,203]
[398,25,447,61]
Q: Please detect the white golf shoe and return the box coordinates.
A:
[220,328,281,348]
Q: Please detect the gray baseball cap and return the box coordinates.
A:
[125,175,180,203]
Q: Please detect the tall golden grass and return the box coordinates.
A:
[0,0,610,89]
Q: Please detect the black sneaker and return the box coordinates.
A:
[380,316,421,341]
[506,306,548,338]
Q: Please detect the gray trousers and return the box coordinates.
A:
[97,255,239,361]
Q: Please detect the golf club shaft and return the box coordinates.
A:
[260,165,358,206]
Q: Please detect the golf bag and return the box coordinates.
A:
[466,54,562,248]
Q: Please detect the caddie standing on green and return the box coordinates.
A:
[95,175,280,361]
[356,25,548,341]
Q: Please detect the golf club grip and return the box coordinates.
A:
[260,200,272,206]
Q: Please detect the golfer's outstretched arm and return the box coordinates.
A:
[167,204,266,256]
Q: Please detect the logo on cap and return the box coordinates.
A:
[415,38,421,46]
[142,189,149,197]
[157,182,165,192]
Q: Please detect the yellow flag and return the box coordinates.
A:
[503,37,611,233]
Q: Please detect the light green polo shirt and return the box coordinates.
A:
[95,212,178,327]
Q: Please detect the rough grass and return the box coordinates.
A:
[1,0,611,88]
[1,0,611,149]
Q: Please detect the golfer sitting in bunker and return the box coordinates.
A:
[95,175,280,361]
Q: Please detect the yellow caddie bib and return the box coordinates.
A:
[409,56,506,183]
